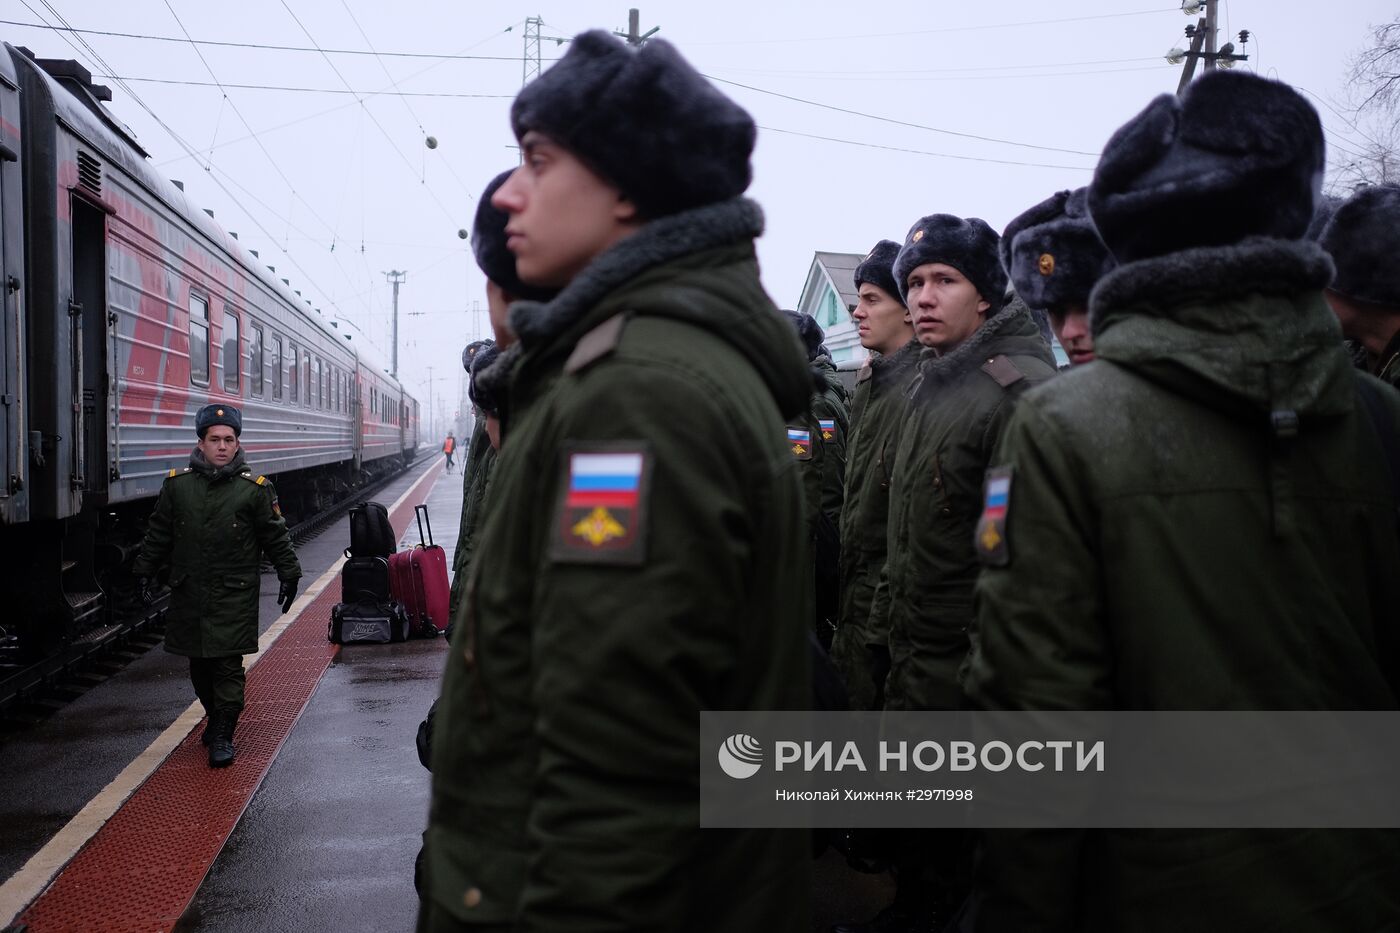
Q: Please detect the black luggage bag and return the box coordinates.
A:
[342,555,391,603]
[346,501,396,558]
[329,598,410,644]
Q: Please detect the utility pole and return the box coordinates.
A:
[384,270,406,377]
[614,8,659,47]
[425,364,435,441]
[1201,0,1218,73]
[523,16,543,85]
[1170,1,1248,95]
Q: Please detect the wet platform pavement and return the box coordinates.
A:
[0,450,889,932]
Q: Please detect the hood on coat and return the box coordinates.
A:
[477,197,812,420]
[1089,237,1351,423]
[812,354,848,402]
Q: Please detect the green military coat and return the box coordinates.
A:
[881,298,1056,713]
[830,339,920,710]
[447,416,496,619]
[811,354,851,529]
[424,198,813,931]
[1374,328,1400,388]
[963,238,1400,932]
[133,448,301,657]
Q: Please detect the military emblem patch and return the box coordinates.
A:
[818,419,836,442]
[975,466,1013,567]
[549,446,652,565]
[787,428,813,460]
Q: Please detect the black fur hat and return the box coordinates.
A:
[781,309,824,362]
[892,214,1007,312]
[195,403,241,438]
[472,171,557,302]
[468,344,503,417]
[1089,71,1325,264]
[1001,188,1114,313]
[853,239,904,306]
[462,338,495,373]
[511,30,755,219]
[1319,185,1400,307]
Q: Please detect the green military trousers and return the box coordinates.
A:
[189,656,245,714]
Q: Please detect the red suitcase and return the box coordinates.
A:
[389,504,450,635]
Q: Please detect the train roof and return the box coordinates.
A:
[4,43,408,395]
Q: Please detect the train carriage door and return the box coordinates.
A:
[69,187,110,501]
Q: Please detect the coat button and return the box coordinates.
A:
[463,887,482,908]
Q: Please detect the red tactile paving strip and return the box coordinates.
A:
[18,465,440,933]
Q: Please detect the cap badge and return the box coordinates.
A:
[912,229,925,243]
[1038,253,1055,276]
[216,408,225,416]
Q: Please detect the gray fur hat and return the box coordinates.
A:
[1319,185,1400,307]
[472,171,557,302]
[1089,71,1325,264]
[893,214,1006,312]
[781,309,824,362]
[510,30,755,219]
[468,344,503,417]
[1001,188,1114,313]
[195,403,241,438]
[853,239,904,305]
[462,338,495,373]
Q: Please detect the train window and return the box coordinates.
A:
[321,360,329,409]
[249,324,264,397]
[288,341,299,402]
[189,294,210,386]
[312,357,321,409]
[301,350,311,406]
[270,335,283,401]
[222,309,240,393]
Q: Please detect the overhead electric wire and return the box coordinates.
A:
[98,74,515,98]
[274,0,460,225]
[21,0,359,319]
[711,65,1165,84]
[714,56,1162,78]
[704,74,1098,157]
[691,7,1178,46]
[756,125,1092,171]
[0,17,532,60]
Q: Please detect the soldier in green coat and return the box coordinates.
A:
[882,217,1056,716]
[963,71,1400,933]
[420,31,812,933]
[133,404,301,767]
[447,341,494,623]
[830,239,917,712]
[1319,185,1400,388]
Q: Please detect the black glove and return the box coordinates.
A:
[137,577,155,606]
[278,578,299,614]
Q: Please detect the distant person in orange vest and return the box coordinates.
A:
[441,432,456,473]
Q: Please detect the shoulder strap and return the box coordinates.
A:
[980,354,1026,388]
[564,314,629,374]
[239,473,268,486]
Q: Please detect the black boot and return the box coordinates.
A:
[208,710,238,768]
[200,719,213,746]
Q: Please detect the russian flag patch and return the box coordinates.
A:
[551,447,651,565]
[976,465,1014,567]
[788,427,813,460]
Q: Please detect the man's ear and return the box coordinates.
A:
[614,194,639,225]
[976,297,991,315]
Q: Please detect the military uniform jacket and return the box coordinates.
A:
[447,417,496,618]
[811,355,851,528]
[880,301,1056,712]
[831,341,920,690]
[963,239,1400,932]
[1374,327,1400,389]
[424,198,813,931]
[132,449,301,657]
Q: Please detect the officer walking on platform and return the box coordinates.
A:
[421,29,812,933]
[132,404,302,768]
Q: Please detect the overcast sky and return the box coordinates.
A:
[5,0,1393,426]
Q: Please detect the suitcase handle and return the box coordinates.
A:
[415,504,434,547]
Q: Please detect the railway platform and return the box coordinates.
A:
[0,452,889,932]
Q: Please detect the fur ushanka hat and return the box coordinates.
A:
[1319,185,1400,307]
[1088,71,1325,264]
[468,344,503,418]
[1001,188,1115,313]
[781,309,824,362]
[853,240,904,305]
[892,214,1007,312]
[510,30,755,219]
[472,171,558,303]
